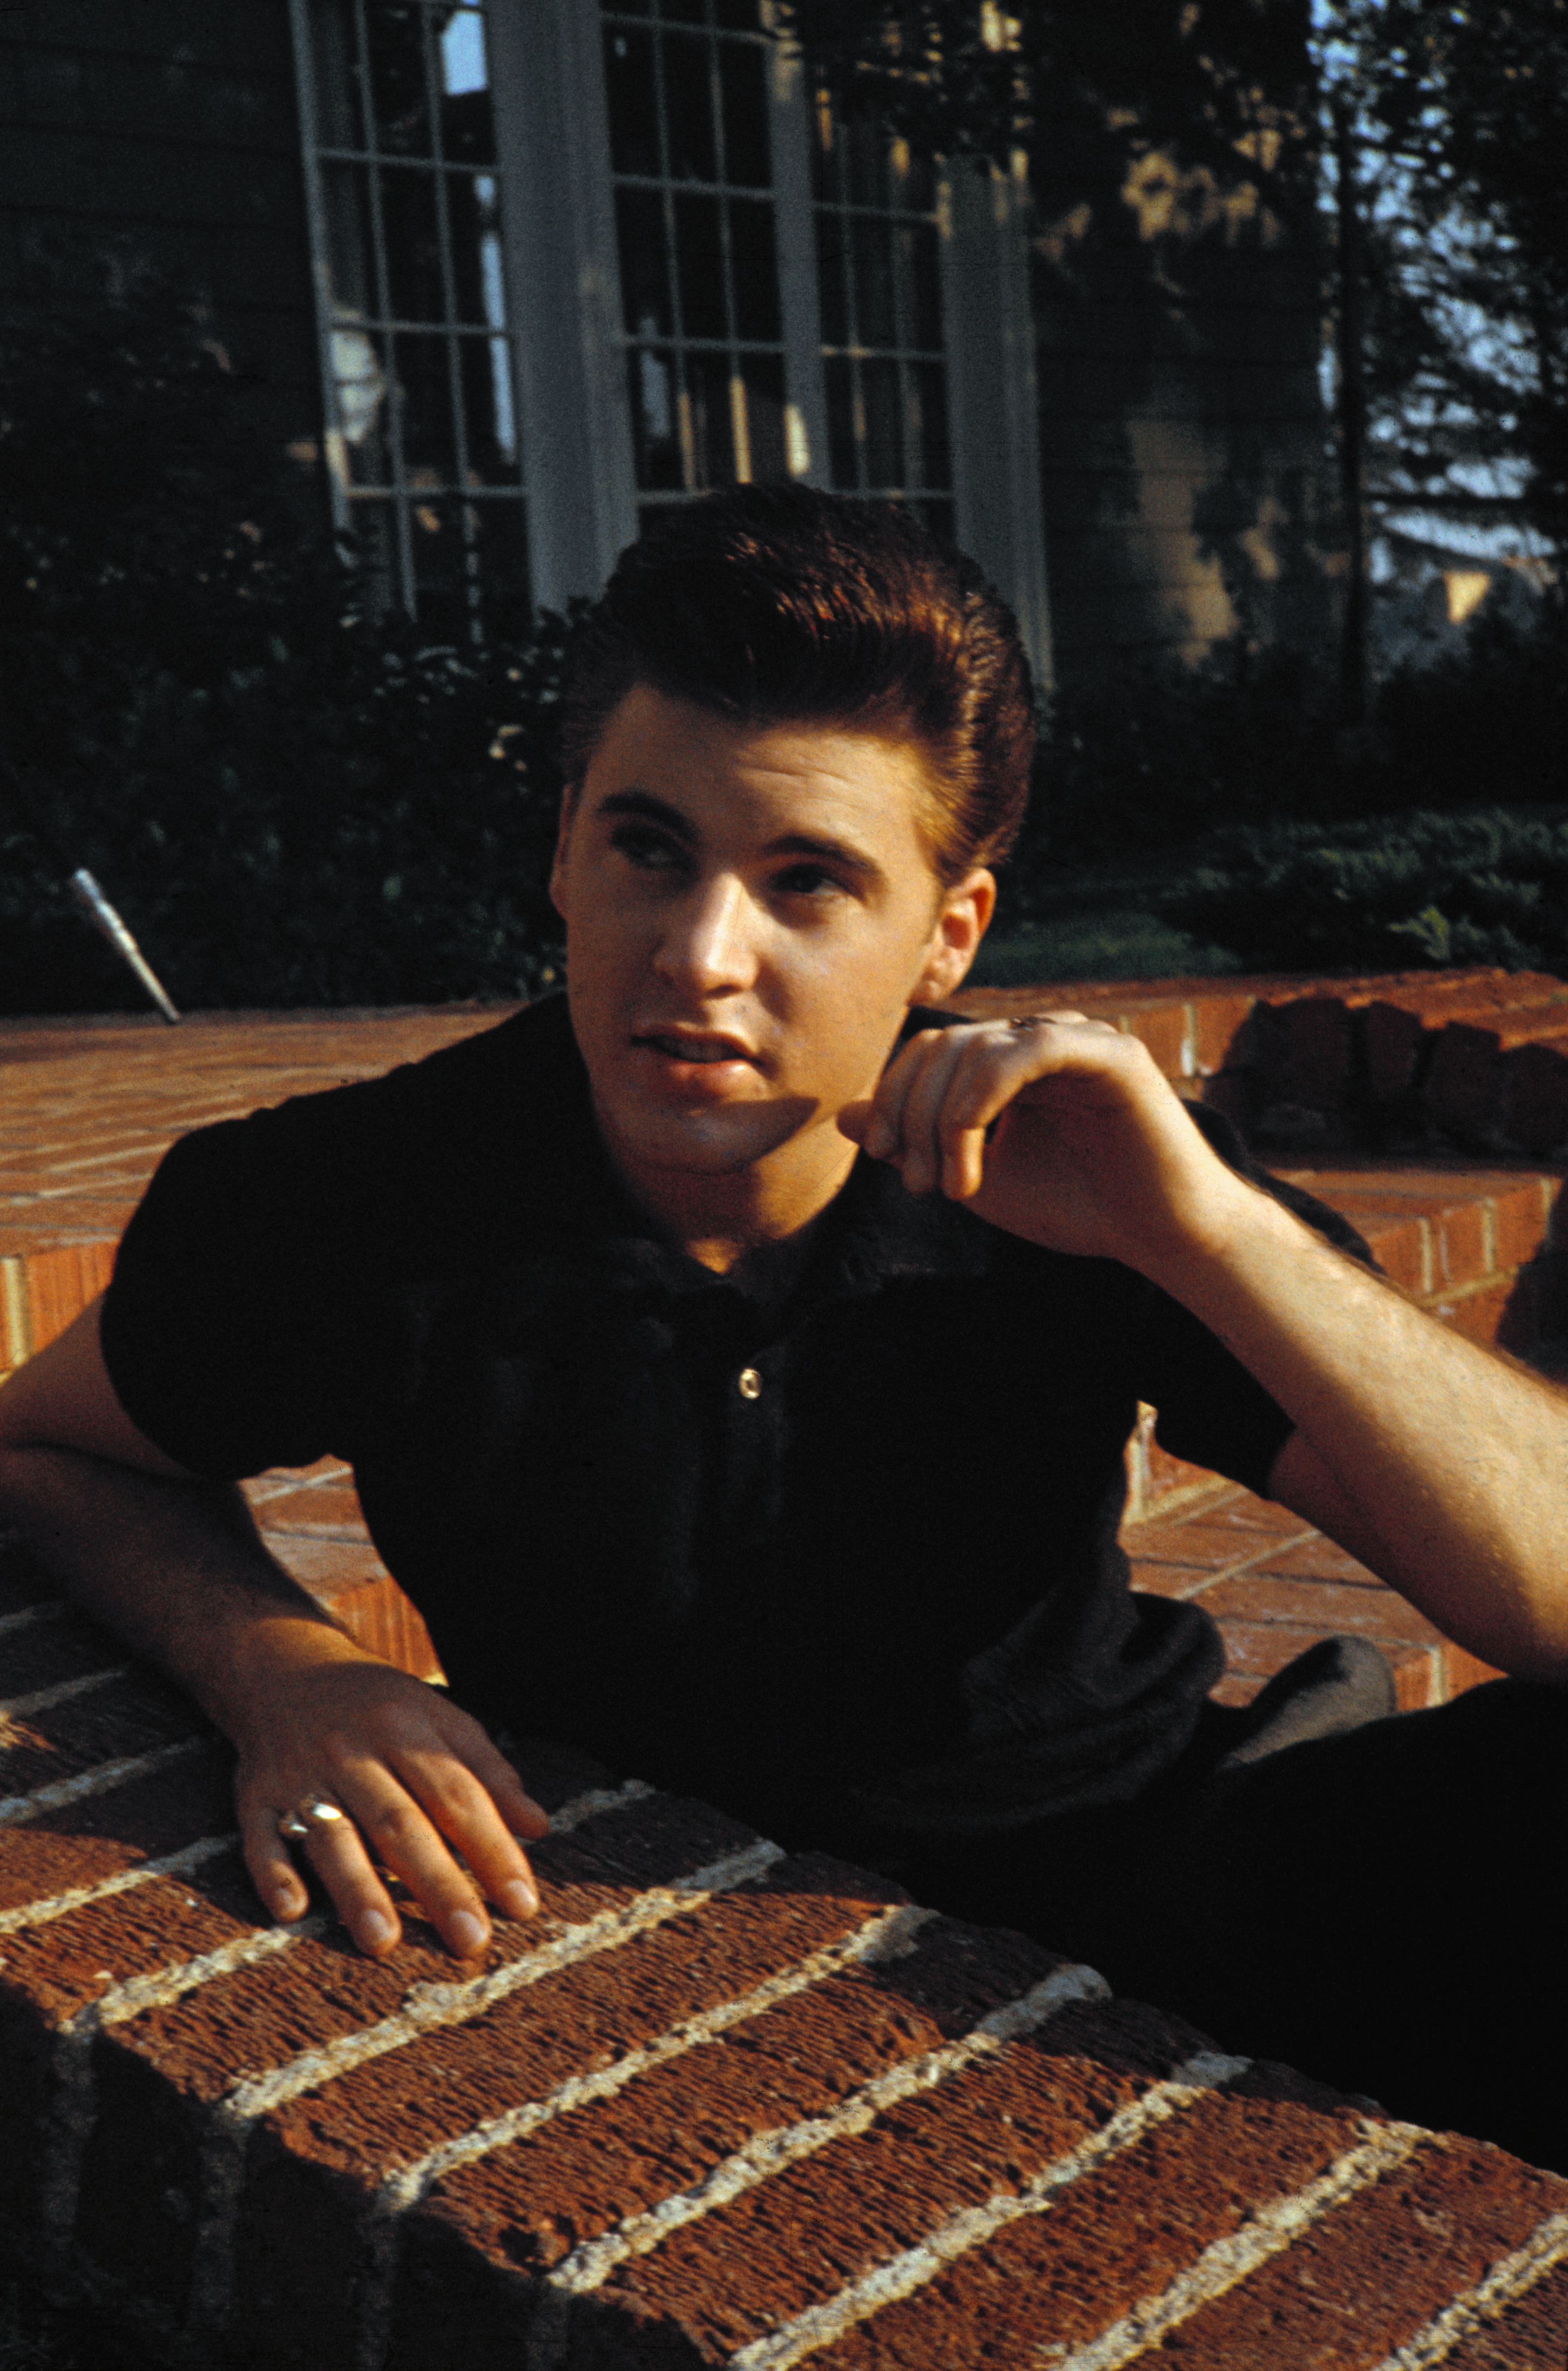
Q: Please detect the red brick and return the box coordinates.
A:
[1214,1618,1445,1710]
[1490,1174,1557,1273]
[533,1998,1220,2360]
[21,1242,116,1351]
[813,2082,1374,2370]
[1200,1572,1448,1649]
[1141,2134,1566,2368]
[1263,994,1356,1108]
[1428,1277,1518,1349]
[1501,1035,1568,1156]
[1118,1002,1190,1077]
[1189,991,1262,1078]
[1438,2251,1568,2370]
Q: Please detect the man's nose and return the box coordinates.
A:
[652,872,758,994]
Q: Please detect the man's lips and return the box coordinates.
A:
[633,1029,760,1067]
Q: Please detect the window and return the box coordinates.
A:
[601,0,800,526]
[292,0,530,637]
[290,0,1048,682]
[813,95,955,544]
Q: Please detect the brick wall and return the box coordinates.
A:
[4,1532,1568,2368]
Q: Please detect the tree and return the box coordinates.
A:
[1327,0,1568,565]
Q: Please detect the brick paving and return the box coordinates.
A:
[5,988,1568,2364]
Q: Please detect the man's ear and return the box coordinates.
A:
[549,782,581,922]
[911,868,996,1008]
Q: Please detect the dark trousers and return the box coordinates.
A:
[896,1672,1567,2174]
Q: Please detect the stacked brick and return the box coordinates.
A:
[4,1533,1568,2368]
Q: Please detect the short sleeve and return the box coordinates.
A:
[100,1099,364,1477]
[1132,1102,1378,1497]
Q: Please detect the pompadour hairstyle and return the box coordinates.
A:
[558,484,1036,885]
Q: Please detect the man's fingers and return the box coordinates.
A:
[385,1745,543,1924]
[241,1806,313,1928]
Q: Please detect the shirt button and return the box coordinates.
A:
[737,1366,763,1400]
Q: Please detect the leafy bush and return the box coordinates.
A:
[1025,602,1568,877]
[1156,809,1568,976]
[0,275,567,1015]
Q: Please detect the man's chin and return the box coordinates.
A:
[601,1093,819,1178]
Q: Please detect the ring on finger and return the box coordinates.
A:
[278,1793,348,1843]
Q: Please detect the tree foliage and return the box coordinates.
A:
[0,275,569,1015]
[1313,2,1568,558]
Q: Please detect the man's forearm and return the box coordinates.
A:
[0,1443,353,1733]
[1154,1183,1568,1680]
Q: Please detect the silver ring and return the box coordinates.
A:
[1008,1014,1053,1031]
[278,1793,346,1843]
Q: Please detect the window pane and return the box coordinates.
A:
[663,32,718,182]
[738,351,787,481]
[446,173,501,325]
[861,355,904,486]
[382,166,447,319]
[912,359,951,489]
[686,348,735,485]
[627,346,684,488]
[604,26,660,177]
[459,334,519,481]
[408,495,478,639]
[811,93,841,205]
[321,160,377,314]
[364,2,433,157]
[850,212,895,348]
[336,328,393,480]
[842,110,888,211]
[345,496,400,605]
[393,332,458,477]
[901,220,942,350]
[661,0,707,23]
[728,197,780,341]
[438,9,495,161]
[717,39,769,187]
[814,210,848,347]
[713,0,759,26]
[616,184,674,337]
[824,353,857,487]
[921,496,956,545]
[892,136,936,214]
[309,0,364,149]
[674,190,726,339]
[469,499,532,641]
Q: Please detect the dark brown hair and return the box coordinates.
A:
[558,485,1036,885]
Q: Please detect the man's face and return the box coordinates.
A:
[550,681,993,1229]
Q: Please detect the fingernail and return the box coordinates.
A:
[358,1909,395,1951]
[451,1909,488,1957]
[501,1878,538,1921]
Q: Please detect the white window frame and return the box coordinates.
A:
[291,0,1051,687]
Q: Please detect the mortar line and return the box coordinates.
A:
[0,1830,238,1935]
[0,1665,131,1721]
[0,1600,65,1639]
[721,2049,1257,2371]
[529,1957,1112,2365]
[0,1735,208,1825]
[1369,2208,1568,2370]
[181,1791,774,2334]
[354,1903,940,2371]
[1046,2121,1428,2371]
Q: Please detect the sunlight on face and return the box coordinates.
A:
[550,683,993,1244]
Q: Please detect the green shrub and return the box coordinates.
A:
[0,274,567,1015]
[1157,809,1568,976]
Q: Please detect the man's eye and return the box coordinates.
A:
[775,864,847,900]
[612,825,684,870]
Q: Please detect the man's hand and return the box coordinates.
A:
[229,1621,551,1959]
[840,1012,1255,1284]
[0,1296,550,1961]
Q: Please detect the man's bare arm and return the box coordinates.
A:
[0,1299,548,1956]
[844,1014,1568,1682]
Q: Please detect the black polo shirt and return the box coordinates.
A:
[100,996,1364,1855]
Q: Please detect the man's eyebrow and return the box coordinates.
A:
[593,791,884,884]
[593,789,696,841]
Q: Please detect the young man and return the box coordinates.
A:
[2,488,1566,2166]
